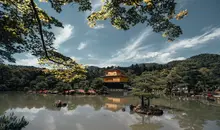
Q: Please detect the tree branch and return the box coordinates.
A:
[30,0,68,65]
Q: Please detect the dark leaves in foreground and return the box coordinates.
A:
[0,113,29,130]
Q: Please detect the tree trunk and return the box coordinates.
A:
[169,95,171,107]
[141,95,144,109]
[147,98,150,109]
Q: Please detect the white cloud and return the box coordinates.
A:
[77,42,88,50]
[86,63,117,68]
[88,54,93,58]
[14,54,40,67]
[44,115,56,130]
[76,123,85,130]
[85,0,103,18]
[93,24,105,29]
[84,1,105,30]
[53,24,74,49]
[150,27,220,63]
[104,28,152,63]
[71,56,82,62]
[6,107,45,121]
[93,27,220,67]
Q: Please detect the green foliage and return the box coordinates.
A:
[77,80,90,89]
[35,81,48,90]
[39,51,87,83]
[0,54,220,95]
[0,0,63,62]
[84,86,89,93]
[165,67,182,95]
[87,0,188,41]
[55,82,72,91]
[0,113,29,130]
[0,64,12,84]
[0,0,188,85]
[0,0,188,63]
[91,78,103,90]
[131,71,163,99]
[24,87,29,92]
[46,0,92,13]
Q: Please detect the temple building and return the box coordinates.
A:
[102,69,128,91]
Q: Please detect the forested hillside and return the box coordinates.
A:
[0,54,220,94]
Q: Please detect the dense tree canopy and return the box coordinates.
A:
[0,54,220,95]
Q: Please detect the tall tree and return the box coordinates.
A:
[176,62,200,95]
[165,67,182,95]
[132,71,163,109]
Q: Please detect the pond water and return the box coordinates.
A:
[1,92,220,130]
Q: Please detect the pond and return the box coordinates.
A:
[0,92,220,130]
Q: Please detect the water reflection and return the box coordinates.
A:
[1,92,220,130]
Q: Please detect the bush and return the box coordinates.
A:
[35,81,48,90]
[0,84,7,91]
[55,82,72,92]
[24,87,29,92]
[84,87,89,93]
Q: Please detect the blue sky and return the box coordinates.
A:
[12,0,220,67]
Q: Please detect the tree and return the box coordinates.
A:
[78,80,90,89]
[131,71,162,109]
[0,84,7,91]
[165,67,182,95]
[0,64,12,84]
[45,75,57,89]
[35,81,48,90]
[176,62,200,95]
[0,0,63,62]
[87,0,188,41]
[55,82,71,92]
[6,77,21,91]
[39,52,87,83]
[91,78,103,90]
[1,0,86,82]
[0,113,29,130]
[197,67,211,92]
[30,80,37,89]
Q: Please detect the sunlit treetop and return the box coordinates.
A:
[39,51,87,83]
[41,0,92,13]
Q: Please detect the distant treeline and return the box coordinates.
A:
[0,53,220,94]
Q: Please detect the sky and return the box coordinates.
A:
[11,0,220,67]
